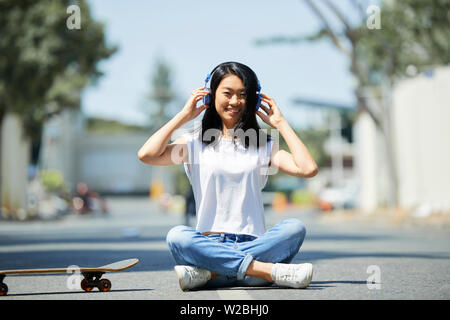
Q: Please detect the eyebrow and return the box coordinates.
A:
[222,87,246,92]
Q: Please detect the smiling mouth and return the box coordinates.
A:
[225,108,241,115]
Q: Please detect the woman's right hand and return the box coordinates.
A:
[179,86,210,122]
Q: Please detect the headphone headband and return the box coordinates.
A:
[204,73,212,84]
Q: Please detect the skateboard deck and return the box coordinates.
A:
[0,258,139,296]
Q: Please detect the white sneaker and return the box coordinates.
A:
[174,265,211,291]
[271,263,314,289]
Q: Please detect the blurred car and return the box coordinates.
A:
[317,179,358,211]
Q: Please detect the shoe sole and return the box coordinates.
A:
[300,263,314,289]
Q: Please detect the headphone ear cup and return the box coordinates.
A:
[203,88,211,106]
[203,94,210,106]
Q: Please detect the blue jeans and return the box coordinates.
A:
[166,218,306,288]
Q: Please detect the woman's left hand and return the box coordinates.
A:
[256,93,286,129]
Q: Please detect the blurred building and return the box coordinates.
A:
[355,66,450,213]
[39,109,174,195]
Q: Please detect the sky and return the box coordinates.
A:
[83,0,359,129]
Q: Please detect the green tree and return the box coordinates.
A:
[357,0,450,83]
[0,0,117,215]
[144,58,176,133]
[0,0,116,138]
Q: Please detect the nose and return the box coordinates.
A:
[229,94,239,105]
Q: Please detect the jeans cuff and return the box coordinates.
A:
[237,254,254,280]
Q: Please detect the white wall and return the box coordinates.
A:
[77,133,163,194]
[355,66,450,213]
[354,111,379,212]
[392,67,450,211]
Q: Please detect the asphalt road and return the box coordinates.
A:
[1,196,449,300]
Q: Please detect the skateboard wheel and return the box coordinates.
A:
[98,279,111,292]
[0,283,8,296]
[81,279,94,292]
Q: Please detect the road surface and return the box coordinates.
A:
[0,196,449,300]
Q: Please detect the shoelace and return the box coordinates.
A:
[186,267,209,282]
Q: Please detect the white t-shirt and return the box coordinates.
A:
[183,131,273,237]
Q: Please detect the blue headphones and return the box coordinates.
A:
[202,72,262,111]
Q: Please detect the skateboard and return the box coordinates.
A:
[0,258,139,296]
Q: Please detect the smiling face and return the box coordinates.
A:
[214,74,247,131]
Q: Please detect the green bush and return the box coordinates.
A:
[41,169,65,192]
[290,188,316,206]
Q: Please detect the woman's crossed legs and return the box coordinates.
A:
[166,218,309,289]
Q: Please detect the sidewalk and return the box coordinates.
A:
[316,207,450,230]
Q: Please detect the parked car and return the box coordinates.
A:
[317,179,358,211]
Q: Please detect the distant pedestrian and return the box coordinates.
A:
[138,62,318,290]
[73,182,108,214]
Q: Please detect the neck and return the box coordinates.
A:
[222,123,236,138]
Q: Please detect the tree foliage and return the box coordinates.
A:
[356,0,450,85]
[255,0,450,122]
[143,58,176,133]
[0,0,117,139]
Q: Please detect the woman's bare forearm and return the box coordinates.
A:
[276,119,318,176]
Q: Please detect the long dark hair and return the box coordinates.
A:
[195,61,271,150]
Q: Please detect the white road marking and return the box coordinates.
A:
[216,289,253,300]
[0,241,167,253]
